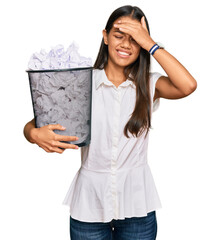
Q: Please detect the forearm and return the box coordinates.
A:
[23,118,37,144]
[151,47,197,93]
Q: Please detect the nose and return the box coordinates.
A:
[120,36,131,49]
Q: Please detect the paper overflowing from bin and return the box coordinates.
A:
[28,41,92,70]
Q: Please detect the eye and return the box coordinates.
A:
[114,35,123,39]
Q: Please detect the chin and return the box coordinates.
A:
[115,57,135,66]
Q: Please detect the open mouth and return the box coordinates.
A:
[116,50,131,58]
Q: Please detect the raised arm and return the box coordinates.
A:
[152,48,197,100]
[113,16,197,100]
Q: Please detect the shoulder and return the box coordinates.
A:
[149,72,163,93]
[149,72,163,102]
[93,68,103,73]
[92,68,104,78]
[149,72,163,84]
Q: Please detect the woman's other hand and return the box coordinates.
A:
[24,119,79,154]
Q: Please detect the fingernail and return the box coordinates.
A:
[114,24,118,27]
[118,20,121,23]
[61,126,66,129]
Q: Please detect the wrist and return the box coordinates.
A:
[144,40,156,52]
[148,42,165,56]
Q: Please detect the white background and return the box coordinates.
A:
[1,0,220,239]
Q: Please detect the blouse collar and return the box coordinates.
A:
[95,69,136,90]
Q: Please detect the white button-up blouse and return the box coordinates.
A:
[63,69,163,223]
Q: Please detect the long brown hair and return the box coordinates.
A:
[93,5,153,139]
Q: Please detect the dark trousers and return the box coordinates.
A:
[70,211,157,240]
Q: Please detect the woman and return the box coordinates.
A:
[24,5,197,240]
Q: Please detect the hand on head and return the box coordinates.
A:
[113,16,155,51]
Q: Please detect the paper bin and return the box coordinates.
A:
[26,67,93,147]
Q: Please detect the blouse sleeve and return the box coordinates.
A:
[150,72,163,112]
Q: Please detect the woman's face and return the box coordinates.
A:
[103,16,141,68]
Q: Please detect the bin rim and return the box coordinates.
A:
[26,66,93,73]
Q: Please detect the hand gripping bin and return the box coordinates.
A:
[26,67,93,147]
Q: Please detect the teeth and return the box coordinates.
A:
[118,51,130,56]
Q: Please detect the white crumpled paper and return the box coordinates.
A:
[28,41,92,70]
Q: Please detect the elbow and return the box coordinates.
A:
[192,78,197,90]
[190,79,197,93]
[183,79,197,96]
[190,80,197,93]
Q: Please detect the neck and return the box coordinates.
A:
[104,62,126,83]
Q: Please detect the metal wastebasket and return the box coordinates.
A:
[27,67,93,147]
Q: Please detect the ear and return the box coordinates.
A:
[102,29,108,45]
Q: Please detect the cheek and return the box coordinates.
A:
[133,48,141,58]
[108,40,117,51]
[131,42,140,53]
